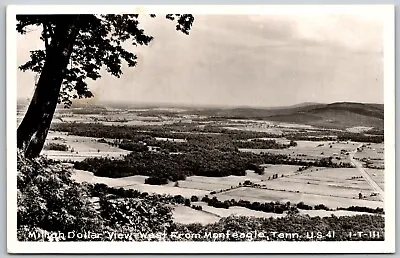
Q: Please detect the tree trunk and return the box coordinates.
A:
[17,17,80,159]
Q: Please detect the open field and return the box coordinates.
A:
[223,125,284,135]
[72,169,209,198]
[240,140,359,164]
[71,169,148,187]
[172,202,286,225]
[365,168,385,190]
[164,167,300,192]
[42,131,130,161]
[211,166,383,207]
[172,202,374,225]
[354,143,384,169]
[349,146,384,201]
[215,188,383,209]
[346,126,374,133]
[172,205,221,225]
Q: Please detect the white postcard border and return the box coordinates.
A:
[6,4,396,254]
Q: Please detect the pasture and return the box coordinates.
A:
[42,131,130,161]
[215,187,383,209]
[354,143,384,169]
[240,140,360,164]
[365,168,385,190]
[172,201,373,225]
[212,166,383,208]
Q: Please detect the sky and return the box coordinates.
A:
[17,6,386,107]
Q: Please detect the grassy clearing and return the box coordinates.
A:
[169,175,251,192]
[172,202,376,225]
[223,126,284,135]
[72,169,209,197]
[162,166,301,193]
[214,187,383,209]
[291,167,365,181]
[123,184,209,198]
[281,176,372,190]
[42,131,130,162]
[365,168,385,190]
[72,169,148,187]
[346,126,373,133]
[172,205,220,225]
[197,202,286,219]
[168,179,237,192]
[240,140,359,164]
[354,143,384,169]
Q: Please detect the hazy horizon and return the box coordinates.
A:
[17,7,385,108]
[17,97,383,110]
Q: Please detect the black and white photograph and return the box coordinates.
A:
[7,5,395,254]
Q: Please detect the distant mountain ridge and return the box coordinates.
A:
[17,99,384,130]
[189,102,384,130]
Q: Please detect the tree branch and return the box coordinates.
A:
[42,23,50,54]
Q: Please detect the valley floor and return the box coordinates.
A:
[37,108,385,226]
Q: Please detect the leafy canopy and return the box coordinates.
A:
[17,14,194,107]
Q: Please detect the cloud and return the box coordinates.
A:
[248,10,383,53]
[17,9,385,107]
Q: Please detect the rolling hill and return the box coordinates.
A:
[190,102,384,131]
[17,99,384,131]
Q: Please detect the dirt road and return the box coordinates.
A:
[349,144,384,202]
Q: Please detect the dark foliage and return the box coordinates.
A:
[173,214,384,241]
[51,122,281,141]
[296,202,313,210]
[314,204,330,211]
[337,206,384,215]
[119,141,147,152]
[17,151,104,239]
[190,195,199,202]
[145,176,169,185]
[233,139,288,149]
[17,14,194,107]
[191,205,203,211]
[43,142,69,151]
[337,133,383,143]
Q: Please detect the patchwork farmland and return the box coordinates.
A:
[25,101,385,226]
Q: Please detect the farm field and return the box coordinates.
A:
[172,205,221,225]
[170,166,302,192]
[71,169,148,187]
[223,126,284,135]
[164,167,300,192]
[172,202,286,225]
[214,187,383,209]
[240,140,359,164]
[365,168,385,190]
[42,131,130,161]
[72,169,209,198]
[172,202,373,225]
[346,126,374,133]
[354,143,384,169]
